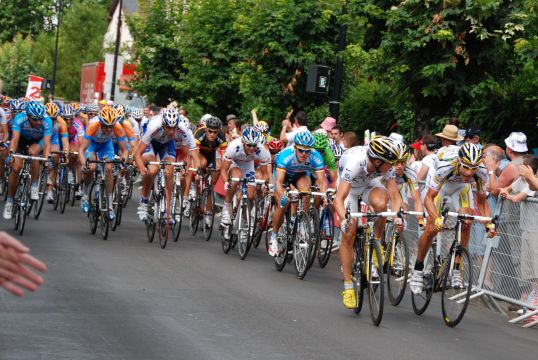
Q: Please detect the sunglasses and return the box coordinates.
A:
[296,148,312,154]
[28,116,42,123]
[102,124,115,130]
[207,129,219,134]
[460,163,479,171]
[245,143,257,148]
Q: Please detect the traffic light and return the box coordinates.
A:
[306,65,331,94]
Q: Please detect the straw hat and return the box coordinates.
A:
[435,124,463,142]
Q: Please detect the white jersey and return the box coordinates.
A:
[428,159,489,192]
[127,116,140,137]
[140,116,193,146]
[338,146,395,188]
[224,137,271,165]
[420,153,437,185]
[174,126,197,150]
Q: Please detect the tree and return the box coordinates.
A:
[0,34,38,97]
[0,1,56,43]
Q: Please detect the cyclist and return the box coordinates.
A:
[409,143,497,294]
[3,101,53,220]
[220,127,271,235]
[185,116,227,217]
[334,136,405,309]
[312,131,337,186]
[128,108,143,142]
[61,104,85,197]
[268,131,327,256]
[0,99,26,181]
[135,108,181,222]
[78,106,127,221]
[44,102,70,203]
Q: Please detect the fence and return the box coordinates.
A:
[402,194,538,328]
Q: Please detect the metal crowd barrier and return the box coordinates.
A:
[402,189,538,328]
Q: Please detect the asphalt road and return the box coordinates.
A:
[0,199,536,360]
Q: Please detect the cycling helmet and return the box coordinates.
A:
[9,99,26,112]
[199,113,212,127]
[113,103,125,112]
[98,106,117,126]
[71,102,81,114]
[26,101,46,118]
[267,138,285,154]
[368,135,400,164]
[86,103,99,114]
[255,121,269,134]
[241,127,263,145]
[313,128,328,136]
[178,114,190,129]
[62,105,75,119]
[131,108,143,120]
[115,107,126,124]
[313,132,329,150]
[124,106,132,116]
[206,116,223,130]
[45,102,59,118]
[330,143,344,159]
[294,131,315,148]
[160,107,179,127]
[458,143,483,167]
[394,142,410,162]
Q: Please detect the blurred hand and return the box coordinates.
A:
[520,164,535,181]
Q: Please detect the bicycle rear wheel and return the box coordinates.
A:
[201,188,215,242]
[33,169,47,219]
[411,248,435,315]
[386,231,409,306]
[441,246,473,327]
[367,240,384,326]
[317,207,334,268]
[293,212,312,279]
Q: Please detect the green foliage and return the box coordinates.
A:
[0,34,37,96]
[0,1,55,43]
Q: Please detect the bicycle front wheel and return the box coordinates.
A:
[293,212,312,279]
[201,189,215,242]
[367,240,384,326]
[306,207,320,271]
[60,169,69,214]
[317,207,334,268]
[441,246,473,327]
[146,193,156,242]
[411,248,435,315]
[386,232,409,306]
[88,183,98,235]
[189,199,200,236]
[172,185,183,242]
[100,184,110,240]
[237,200,253,260]
[352,235,366,315]
[158,196,170,249]
[33,169,47,219]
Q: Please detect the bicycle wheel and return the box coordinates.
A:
[111,179,121,231]
[306,207,320,270]
[88,183,98,235]
[221,222,233,254]
[201,188,215,242]
[411,248,435,315]
[367,240,384,326]
[189,198,200,236]
[158,196,170,249]
[33,169,47,219]
[100,183,109,240]
[251,196,265,248]
[441,246,473,327]
[352,233,366,315]
[386,231,409,306]
[172,185,183,242]
[53,168,61,211]
[237,200,253,260]
[317,207,334,268]
[146,193,156,242]
[60,168,69,214]
[293,212,312,279]
[15,181,29,235]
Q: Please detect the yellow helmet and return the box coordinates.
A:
[115,107,125,123]
[458,143,483,168]
[45,102,59,118]
[368,135,402,164]
[98,106,117,126]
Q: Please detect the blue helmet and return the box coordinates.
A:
[9,99,25,112]
[241,127,263,145]
[160,108,179,127]
[294,131,315,148]
[26,101,46,118]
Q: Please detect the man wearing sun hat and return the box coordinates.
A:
[435,124,463,147]
[485,132,528,196]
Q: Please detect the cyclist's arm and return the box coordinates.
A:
[220,159,232,184]
[475,191,491,218]
[274,169,287,204]
[411,187,424,213]
[314,170,327,192]
[386,178,402,212]
[417,163,429,181]
[424,188,439,220]
[42,135,51,158]
[259,164,270,183]
[9,131,20,154]
[78,138,89,165]
[134,141,148,174]
[1,123,8,141]
[334,180,351,222]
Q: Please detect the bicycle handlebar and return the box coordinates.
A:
[445,211,494,223]
[13,154,48,162]
[147,161,185,167]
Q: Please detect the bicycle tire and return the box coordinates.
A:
[411,248,436,315]
[441,246,473,327]
[158,195,170,249]
[100,183,109,240]
[111,179,120,231]
[189,198,200,236]
[88,183,98,235]
[221,223,233,254]
[251,196,265,248]
[306,207,320,270]
[386,231,409,306]
[352,233,366,315]
[33,169,47,220]
[368,240,384,326]
[16,181,29,235]
[317,207,334,268]
[146,193,156,242]
[293,212,312,279]
[172,185,183,242]
[201,188,215,242]
[60,170,69,214]
[238,200,253,260]
[53,168,61,211]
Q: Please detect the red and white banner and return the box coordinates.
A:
[25,75,44,101]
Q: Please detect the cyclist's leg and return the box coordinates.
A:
[28,141,43,183]
[140,143,159,199]
[295,174,312,213]
[339,189,359,283]
[454,183,474,248]
[47,144,61,199]
[365,180,390,240]
[161,140,176,216]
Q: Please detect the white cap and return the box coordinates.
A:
[389,132,404,144]
[504,132,528,152]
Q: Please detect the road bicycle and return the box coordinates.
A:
[316,189,336,268]
[188,166,215,241]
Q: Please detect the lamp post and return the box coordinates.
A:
[110,0,122,102]
[51,0,63,98]
[328,4,347,121]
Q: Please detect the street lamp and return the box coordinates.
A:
[329,3,347,120]
[110,0,123,102]
[51,0,63,98]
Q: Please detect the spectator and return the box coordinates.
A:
[483,145,508,177]
[499,155,538,322]
[435,124,463,147]
[226,114,241,140]
[485,132,528,196]
[464,128,481,146]
[342,131,358,149]
[413,135,437,181]
[331,125,344,146]
[520,161,538,192]
[0,231,46,297]
[280,110,308,145]
[388,132,404,144]
[320,116,336,133]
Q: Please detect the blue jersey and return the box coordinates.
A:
[12,112,53,141]
[275,146,325,177]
